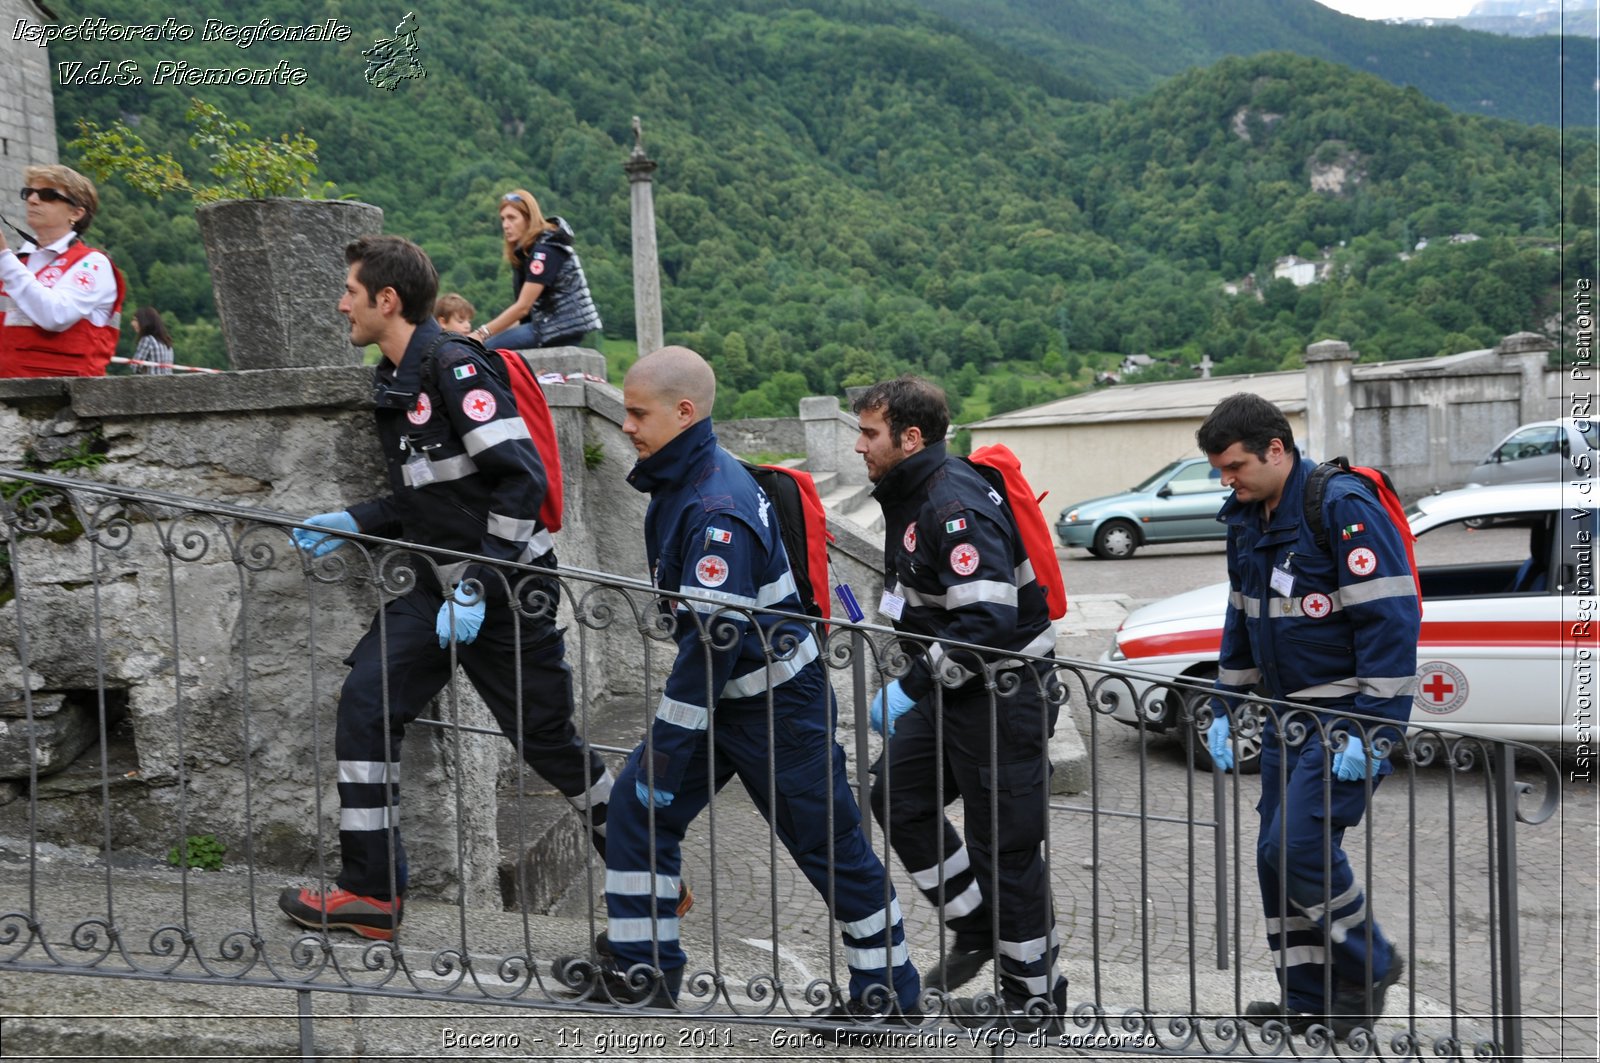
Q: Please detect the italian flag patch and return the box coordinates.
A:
[945,517,967,534]
[453,363,477,380]
[1341,522,1365,539]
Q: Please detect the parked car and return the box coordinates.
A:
[1465,417,1596,488]
[1099,483,1593,772]
[1055,457,1228,559]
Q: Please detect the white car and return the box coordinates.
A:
[1099,483,1595,772]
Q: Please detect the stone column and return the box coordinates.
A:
[0,0,59,209]
[800,395,867,488]
[1304,338,1357,461]
[1495,331,1555,424]
[624,117,664,359]
[195,198,384,370]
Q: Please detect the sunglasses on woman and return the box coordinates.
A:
[19,187,78,207]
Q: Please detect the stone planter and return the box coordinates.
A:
[195,198,384,370]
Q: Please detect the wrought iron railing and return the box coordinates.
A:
[0,470,1575,1059]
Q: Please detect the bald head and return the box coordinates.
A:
[624,345,716,418]
[621,346,718,461]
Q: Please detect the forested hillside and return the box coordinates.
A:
[907,0,1590,128]
[47,0,1587,421]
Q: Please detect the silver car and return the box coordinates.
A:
[1466,417,1596,487]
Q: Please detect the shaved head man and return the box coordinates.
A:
[621,345,716,459]
[557,347,923,1037]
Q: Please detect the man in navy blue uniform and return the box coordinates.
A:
[277,235,611,941]
[562,346,920,1034]
[1198,393,1416,1040]
[852,376,1065,1032]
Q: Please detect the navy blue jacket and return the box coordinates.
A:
[627,418,825,792]
[871,441,1055,700]
[1214,452,1420,738]
[348,320,552,601]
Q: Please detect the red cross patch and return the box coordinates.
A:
[903,523,917,553]
[462,388,497,422]
[1346,547,1378,577]
[530,257,545,276]
[407,391,432,426]
[72,271,94,290]
[949,543,981,576]
[1301,592,1332,618]
[694,554,729,587]
[1414,661,1468,714]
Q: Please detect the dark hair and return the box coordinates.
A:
[1196,392,1295,460]
[344,235,437,324]
[133,306,171,346]
[851,375,949,446]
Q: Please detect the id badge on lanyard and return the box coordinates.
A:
[1269,552,1296,597]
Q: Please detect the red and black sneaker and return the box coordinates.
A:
[278,886,402,941]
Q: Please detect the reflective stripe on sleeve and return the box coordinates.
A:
[487,511,537,543]
[721,632,820,699]
[462,416,532,456]
[1339,574,1417,607]
[656,696,709,732]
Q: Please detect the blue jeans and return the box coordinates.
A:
[483,323,586,351]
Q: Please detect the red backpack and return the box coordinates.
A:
[420,332,566,531]
[739,462,833,625]
[494,349,564,532]
[965,443,1069,621]
[1303,457,1421,606]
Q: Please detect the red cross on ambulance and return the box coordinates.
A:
[1414,661,1467,715]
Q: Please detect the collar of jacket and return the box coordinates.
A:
[627,417,718,494]
[872,439,947,507]
[1218,448,1308,533]
[372,317,441,405]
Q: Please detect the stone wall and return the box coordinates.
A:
[0,0,58,204]
[713,416,805,460]
[0,349,651,907]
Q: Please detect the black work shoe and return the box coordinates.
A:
[1244,999,1324,1035]
[925,935,995,992]
[550,953,680,1008]
[811,998,924,1045]
[1330,953,1405,1040]
[947,995,1064,1037]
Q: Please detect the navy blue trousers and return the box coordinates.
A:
[1257,729,1397,1013]
[333,584,609,899]
[604,687,920,1011]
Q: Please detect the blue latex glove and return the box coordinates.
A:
[1332,734,1376,781]
[635,779,675,808]
[293,511,358,557]
[869,680,916,737]
[1207,713,1235,773]
[435,585,487,647]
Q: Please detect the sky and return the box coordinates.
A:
[1315,0,1479,18]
